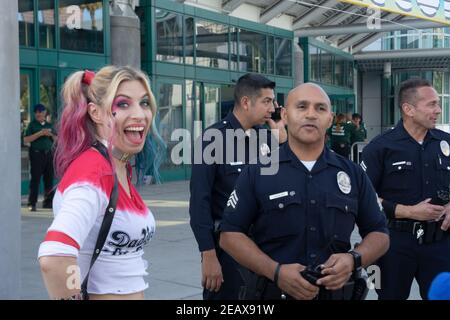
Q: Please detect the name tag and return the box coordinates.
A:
[269,191,289,200]
[229,161,243,166]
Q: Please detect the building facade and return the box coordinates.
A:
[18,0,294,190]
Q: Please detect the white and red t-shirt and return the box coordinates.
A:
[38,148,156,295]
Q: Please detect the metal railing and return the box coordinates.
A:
[350,142,368,164]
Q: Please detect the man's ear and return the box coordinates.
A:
[402,103,414,117]
[281,105,288,123]
[327,111,334,129]
[87,102,104,125]
[240,96,251,111]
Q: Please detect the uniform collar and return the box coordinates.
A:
[223,111,265,134]
[279,142,343,172]
[392,120,440,142]
[223,112,244,130]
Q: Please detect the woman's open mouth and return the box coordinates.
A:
[124,126,145,145]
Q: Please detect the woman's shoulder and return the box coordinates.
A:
[58,148,114,195]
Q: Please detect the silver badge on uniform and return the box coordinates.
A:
[337,171,351,194]
[260,143,271,156]
[440,140,450,157]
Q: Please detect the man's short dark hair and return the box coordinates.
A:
[234,73,275,106]
[352,113,361,120]
[398,78,432,110]
[33,103,46,113]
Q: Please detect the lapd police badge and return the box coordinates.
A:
[440,140,450,157]
[337,171,351,194]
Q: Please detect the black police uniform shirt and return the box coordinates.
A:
[220,143,388,266]
[361,120,450,220]
[189,112,277,252]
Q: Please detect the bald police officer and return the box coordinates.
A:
[361,79,450,300]
[219,83,390,300]
[189,73,287,300]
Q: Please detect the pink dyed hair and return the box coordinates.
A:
[54,71,96,177]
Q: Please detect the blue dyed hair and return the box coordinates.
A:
[135,112,166,185]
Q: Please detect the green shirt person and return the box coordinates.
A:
[327,113,351,158]
[23,104,56,211]
[25,115,55,151]
[349,113,367,145]
[348,113,367,163]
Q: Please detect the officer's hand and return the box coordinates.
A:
[41,129,52,137]
[277,264,319,300]
[317,254,353,290]
[201,250,223,292]
[409,198,444,221]
[440,203,450,231]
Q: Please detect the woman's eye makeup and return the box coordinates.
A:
[140,98,150,107]
[112,98,130,110]
[112,95,150,110]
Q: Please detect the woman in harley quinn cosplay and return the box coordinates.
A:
[38,66,165,300]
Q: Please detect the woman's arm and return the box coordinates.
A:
[39,256,82,299]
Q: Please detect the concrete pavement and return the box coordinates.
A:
[20,180,420,300]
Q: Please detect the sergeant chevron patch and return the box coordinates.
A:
[227,190,239,209]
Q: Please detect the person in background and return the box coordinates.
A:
[328,113,351,159]
[23,103,56,211]
[349,113,367,163]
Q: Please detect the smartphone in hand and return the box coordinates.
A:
[271,107,282,121]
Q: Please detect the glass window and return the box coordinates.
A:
[230,27,239,70]
[309,45,319,82]
[155,9,183,63]
[38,0,55,49]
[347,61,354,89]
[275,37,292,77]
[59,0,104,53]
[239,29,267,74]
[203,85,220,128]
[186,80,200,142]
[434,71,443,94]
[267,36,274,75]
[136,6,146,61]
[444,73,449,95]
[442,96,449,125]
[39,69,57,122]
[18,0,35,47]
[321,49,333,84]
[335,55,345,87]
[157,83,183,170]
[185,17,195,65]
[20,71,32,180]
[196,20,229,69]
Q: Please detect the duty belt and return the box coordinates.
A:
[388,219,449,245]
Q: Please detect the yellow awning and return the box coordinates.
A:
[338,0,450,25]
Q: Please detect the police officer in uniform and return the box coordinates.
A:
[24,104,56,211]
[361,79,450,300]
[189,73,287,300]
[219,83,389,300]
